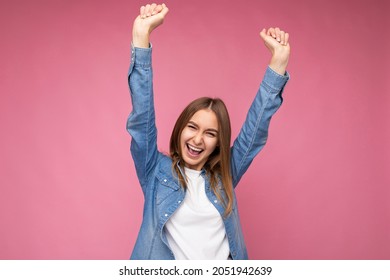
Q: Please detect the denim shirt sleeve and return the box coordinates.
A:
[230,67,289,188]
[126,44,159,193]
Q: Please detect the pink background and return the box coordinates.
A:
[1,0,389,259]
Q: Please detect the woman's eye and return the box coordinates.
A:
[206,132,216,137]
[188,125,196,130]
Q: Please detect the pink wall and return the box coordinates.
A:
[0,0,389,259]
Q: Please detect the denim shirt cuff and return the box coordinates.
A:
[263,66,290,93]
[130,43,153,68]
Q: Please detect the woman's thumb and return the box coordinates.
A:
[259,28,267,41]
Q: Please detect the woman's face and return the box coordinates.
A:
[180,109,219,171]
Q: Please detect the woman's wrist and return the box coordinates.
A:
[268,48,290,75]
[269,56,288,75]
[132,31,150,48]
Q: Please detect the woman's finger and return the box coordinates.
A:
[275,27,281,42]
[284,32,289,46]
[267,27,276,39]
[279,30,285,45]
[144,4,151,17]
[150,3,157,15]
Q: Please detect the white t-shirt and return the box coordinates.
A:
[165,167,230,259]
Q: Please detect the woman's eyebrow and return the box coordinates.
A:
[188,121,218,133]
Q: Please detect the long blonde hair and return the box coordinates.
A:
[169,97,233,216]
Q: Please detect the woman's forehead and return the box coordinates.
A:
[189,109,218,130]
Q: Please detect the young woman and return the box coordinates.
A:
[127,3,290,260]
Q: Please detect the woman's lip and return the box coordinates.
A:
[187,143,203,152]
[186,144,203,157]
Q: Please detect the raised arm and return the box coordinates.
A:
[126,4,169,193]
[230,27,291,187]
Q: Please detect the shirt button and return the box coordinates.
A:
[178,200,181,203]
[214,200,218,203]
[164,214,168,217]
[163,179,167,183]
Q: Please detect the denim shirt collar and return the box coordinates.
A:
[176,160,207,177]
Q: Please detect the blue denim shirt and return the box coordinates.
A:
[127,45,289,259]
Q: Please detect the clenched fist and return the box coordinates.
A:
[133,3,169,48]
[260,27,291,75]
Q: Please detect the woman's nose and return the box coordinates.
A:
[193,132,203,145]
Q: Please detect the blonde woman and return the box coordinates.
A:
[127,3,290,259]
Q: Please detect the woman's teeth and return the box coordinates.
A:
[187,144,203,155]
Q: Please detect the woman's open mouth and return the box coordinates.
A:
[186,144,203,156]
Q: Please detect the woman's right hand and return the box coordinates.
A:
[132,3,169,48]
[260,27,290,75]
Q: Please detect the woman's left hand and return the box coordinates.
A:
[260,27,291,75]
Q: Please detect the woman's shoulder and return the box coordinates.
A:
[154,153,174,175]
